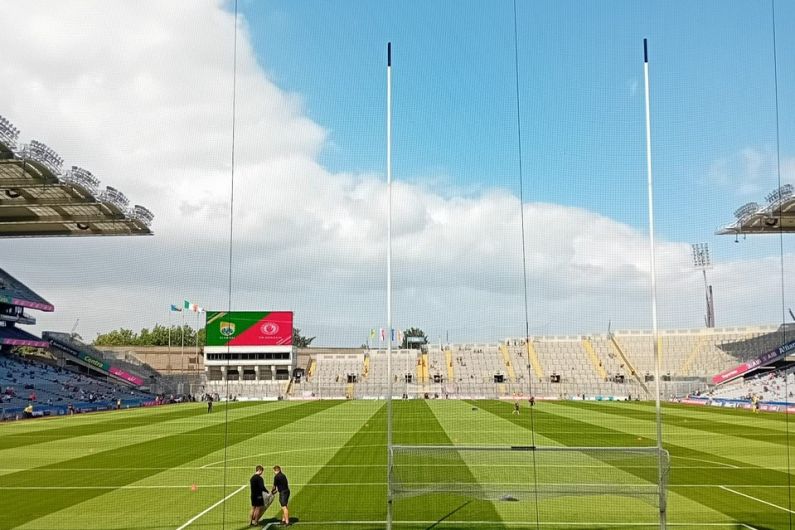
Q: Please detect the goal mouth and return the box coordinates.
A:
[389,445,670,509]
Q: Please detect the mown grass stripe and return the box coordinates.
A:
[0,401,261,451]
[290,400,507,528]
[474,400,792,530]
[554,401,794,448]
[0,400,342,529]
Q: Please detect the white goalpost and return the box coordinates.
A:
[382,31,668,530]
[389,445,670,521]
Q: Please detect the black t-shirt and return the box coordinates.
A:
[250,474,265,498]
[273,471,289,492]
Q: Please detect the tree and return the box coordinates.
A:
[401,327,427,350]
[93,324,202,347]
[93,328,138,346]
[293,328,315,348]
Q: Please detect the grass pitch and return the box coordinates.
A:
[0,399,793,529]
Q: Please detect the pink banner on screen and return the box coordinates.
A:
[109,367,144,386]
[229,311,293,346]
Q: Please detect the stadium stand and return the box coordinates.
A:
[0,267,53,356]
[45,331,157,387]
[278,325,794,402]
[708,367,795,402]
[203,379,286,400]
[1,352,154,420]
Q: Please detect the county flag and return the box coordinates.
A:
[370,329,376,339]
[379,328,385,341]
[170,304,182,312]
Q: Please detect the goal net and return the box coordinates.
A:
[389,445,669,516]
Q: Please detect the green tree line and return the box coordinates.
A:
[93,325,315,347]
[93,324,204,347]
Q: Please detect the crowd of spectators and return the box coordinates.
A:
[1,353,154,419]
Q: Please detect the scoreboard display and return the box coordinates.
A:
[205,311,293,347]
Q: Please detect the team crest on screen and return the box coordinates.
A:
[220,321,235,337]
[261,322,279,335]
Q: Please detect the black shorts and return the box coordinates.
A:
[279,490,290,507]
[251,495,264,507]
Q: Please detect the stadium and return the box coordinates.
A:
[2,1,795,530]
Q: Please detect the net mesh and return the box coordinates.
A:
[390,445,669,508]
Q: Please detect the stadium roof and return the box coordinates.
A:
[0,325,50,348]
[44,331,108,360]
[0,114,153,238]
[0,267,54,312]
[716,184,795,235]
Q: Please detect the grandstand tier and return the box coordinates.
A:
[0,326,49,348]
[1,352,155,419]
[229,325,795,403]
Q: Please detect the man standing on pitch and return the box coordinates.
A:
[249,465,266,526]
[271,465,290,526]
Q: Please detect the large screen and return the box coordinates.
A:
[205,311,293,347]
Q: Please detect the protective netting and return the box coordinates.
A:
[390,445,669,509]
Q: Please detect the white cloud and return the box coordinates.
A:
[708,146,795,198]
[1,1,792,346]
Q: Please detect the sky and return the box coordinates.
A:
[1,0,795,346]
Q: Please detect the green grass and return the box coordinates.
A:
[1,399,794,529]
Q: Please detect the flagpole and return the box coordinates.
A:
[385,41,394,530]
[643,38,666,530]
[181,306,185,391]
[167,308,172,374]
[195,310,200,387]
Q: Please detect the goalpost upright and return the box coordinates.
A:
[386,41,394,530]
[643,37,667,530]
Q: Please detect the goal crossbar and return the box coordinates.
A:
[389,444,669,513]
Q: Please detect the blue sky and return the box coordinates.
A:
[241,0,794,251]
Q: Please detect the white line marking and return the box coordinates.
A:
[0,464,779,471]
[741,524,759,530]
[671,456,739,469]
[0,483,789,490]
[200,446,744,470]
[174,484,246,530]
[199,445,357,468]
[720,485,795,514]
[261,522,758,527]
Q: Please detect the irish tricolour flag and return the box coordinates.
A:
[183,300,202,313]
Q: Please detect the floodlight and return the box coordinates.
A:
[766,184,793,205]
[0,115,20,150]
[22,140,64,175]
[691,243,715,328]
[62,166,100,196]
[690,243,711,269]
[132,205,154,227]
[733,202,760,220]
[99,186,129,211]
